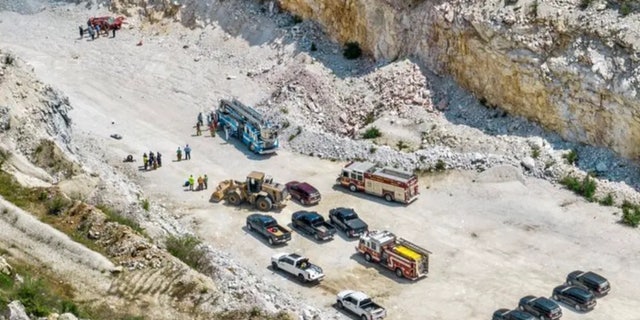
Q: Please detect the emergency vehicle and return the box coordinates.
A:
[356,230,431,280]
[337,161,419,204]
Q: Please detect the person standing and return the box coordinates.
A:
[95,24,101,38]
[112,27,116,38]
[197,176,204,191]
[209,122,216,137]
[79,26,84,39]
[176,147,182,161]
[188,175,195,191]
[204,174,208,190]
[88,25,95,40]
[196,122,202,136]
[184,144,191,160]
[197,112,203,127]
[143,153,148,170]
[156,152,162,167]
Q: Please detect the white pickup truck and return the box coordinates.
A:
[271,253,325,283]
[336,290,387,320]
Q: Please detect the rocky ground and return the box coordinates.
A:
[0,0,639,319]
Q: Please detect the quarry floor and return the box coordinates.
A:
[1,5,639,320]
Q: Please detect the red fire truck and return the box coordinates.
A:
[356,230,431,280]
[337,161,419,204]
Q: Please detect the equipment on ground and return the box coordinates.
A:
[216,99,279,154]
[357,230,431,280]
[210,171,289,211]
[87,16,126,31]
[337,161,419,204]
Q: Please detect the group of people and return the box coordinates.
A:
[142,151,162,170]
[176,144,192,161]
[185,174,208,191]
[79,20,116,40]
[195,111,218,137]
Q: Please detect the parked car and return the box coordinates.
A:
[492,308,536,320]
[336,290,386,320]
[566,270,610,297]
[552,284,597,312]
[291,211,336,241]
[518,296,562,320]
[246,213,292,245]
[285,181,321,205]
[328,207,368,238]
[271,252,324,283]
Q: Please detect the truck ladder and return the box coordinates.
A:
[221,99,266,130]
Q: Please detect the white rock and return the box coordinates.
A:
[0,257,13,275]
[521,157,536,170]
[596,162,608,172]
[57,314,78,320]
[4,301,29,320]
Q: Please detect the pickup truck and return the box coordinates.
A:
[246,213,292,245]
[329,207,368,238]
[291,211,337,241]
[336,290,387,320]
[271,253,325,283]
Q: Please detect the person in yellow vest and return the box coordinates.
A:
[188,175,195,191]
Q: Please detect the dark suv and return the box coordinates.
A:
[552,285,596,312]
[492,308,536,320]
[566,270,610,297]
[285,181,321,205]
[518,296,562,320]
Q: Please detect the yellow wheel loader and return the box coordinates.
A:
[210,171,289,211]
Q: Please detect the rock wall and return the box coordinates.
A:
[277,0,640,158]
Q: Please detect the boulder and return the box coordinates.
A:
[520,157,535,171]
[57,313,78,320]
[0,257,13,275]
[4,301,29,320]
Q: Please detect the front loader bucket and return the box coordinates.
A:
[210,180,234,203]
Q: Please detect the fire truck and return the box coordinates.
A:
[337,161,419,204]
[356,230,431,280]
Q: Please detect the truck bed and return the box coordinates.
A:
[267,226,287,237]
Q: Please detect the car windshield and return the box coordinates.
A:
[343,211,357,220]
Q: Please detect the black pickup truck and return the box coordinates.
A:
[246,213,292,245]
[291,211,336,241]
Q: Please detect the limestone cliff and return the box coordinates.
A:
[278,0,640,158]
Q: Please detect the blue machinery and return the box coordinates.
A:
[216,99,279,154]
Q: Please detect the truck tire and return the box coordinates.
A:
[256,197,273,211]
[337,301,344,309]
[268,237,274,246]
[271,262,278,270]
[297,274,305,282]
[314,233,321,241]
[384,193,393,202]
[246,222,253,231]
[361,315,368,320]
[395,268,404,278]
[364,253,372,262]
[227,193,242,206]
[349,184,357,192]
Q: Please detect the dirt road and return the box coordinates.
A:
[1,7,639,320]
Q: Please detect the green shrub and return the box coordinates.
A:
[363,111,375,125]
[47,196,70,215]
[166,235,204,269]
[529,0,539,18]
[562,149,579,165]
[435,159,446,171]
[559,175,597,200]
[140,198,150,211]
[621,201,640,227]
[97,204,144,234]
[310,42,317,52]
[599,193,614,206]
[288,126,302,142]
[369,146,377,154]
[343,42,362,60]
[3,53,14,65]
[396,140,409,150]
[620,1,632,16]
[362,127,381,139]
[16,276,53,316]
[531,146,540,159]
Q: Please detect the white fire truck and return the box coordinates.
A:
[337,161,419,204]
[356,230,431,280]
